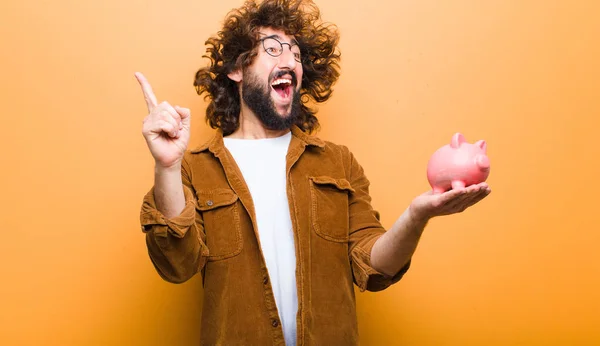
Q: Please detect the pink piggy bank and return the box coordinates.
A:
[427,133,490,194]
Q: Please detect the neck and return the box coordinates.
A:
[227,103,291,139]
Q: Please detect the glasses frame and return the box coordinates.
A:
[259,36,302,63]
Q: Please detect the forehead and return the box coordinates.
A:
[257,27,298,44]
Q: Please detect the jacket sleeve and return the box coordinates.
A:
[343,146,411,292]
[140,154,209,283]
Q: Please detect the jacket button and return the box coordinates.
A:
[272,319,279,327]
[263,276,269,285]
[206,200,213,206]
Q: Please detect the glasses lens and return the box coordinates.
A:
[290,45,301,61]
[263,38,282,56]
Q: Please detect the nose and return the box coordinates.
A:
[476,154,490,171]
[277,46,297,70]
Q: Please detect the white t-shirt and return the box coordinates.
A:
[224,131,297,346]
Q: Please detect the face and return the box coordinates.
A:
[232,27,304,130]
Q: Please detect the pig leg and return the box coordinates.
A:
[432,186,447,194]
[451,180,466,190]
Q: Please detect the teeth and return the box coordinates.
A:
[272,79,292,86]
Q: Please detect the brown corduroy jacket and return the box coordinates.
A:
[140,125,411,345]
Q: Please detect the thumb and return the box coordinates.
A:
[174,106,191,127]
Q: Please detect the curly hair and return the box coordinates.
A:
[193,0,341,136]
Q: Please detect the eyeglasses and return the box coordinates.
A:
[260,36,302,63]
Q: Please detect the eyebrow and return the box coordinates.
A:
[259,33,299,46]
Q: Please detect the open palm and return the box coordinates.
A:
[410,182,491,221]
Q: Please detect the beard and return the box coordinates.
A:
[241,71,302,131]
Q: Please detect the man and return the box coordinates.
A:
[136,0,491,345]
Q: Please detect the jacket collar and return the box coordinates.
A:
[190,125,325,154]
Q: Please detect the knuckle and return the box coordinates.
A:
[148,109,160,118]
[160,110,172,120]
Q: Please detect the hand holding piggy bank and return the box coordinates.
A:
[427,133,490,194]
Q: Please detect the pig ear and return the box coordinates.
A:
[475,140,487,153]
[450,133,465,148]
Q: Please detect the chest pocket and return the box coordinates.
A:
[196,188,243,261]
[309,176,355,243]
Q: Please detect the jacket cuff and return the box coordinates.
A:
[140,185,197,238]
[351,237,412,292]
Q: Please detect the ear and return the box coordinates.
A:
[227,68,243,83]
[474,140,487,153]
[450,132,466,148]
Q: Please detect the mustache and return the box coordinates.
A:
[270,70,297,87]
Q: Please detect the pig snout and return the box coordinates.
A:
[476,154,490,171]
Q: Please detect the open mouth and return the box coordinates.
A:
[271,78,294,99]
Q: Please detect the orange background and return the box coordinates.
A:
[1,0,599,345]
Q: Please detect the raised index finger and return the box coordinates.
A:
[134,72,158,112]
